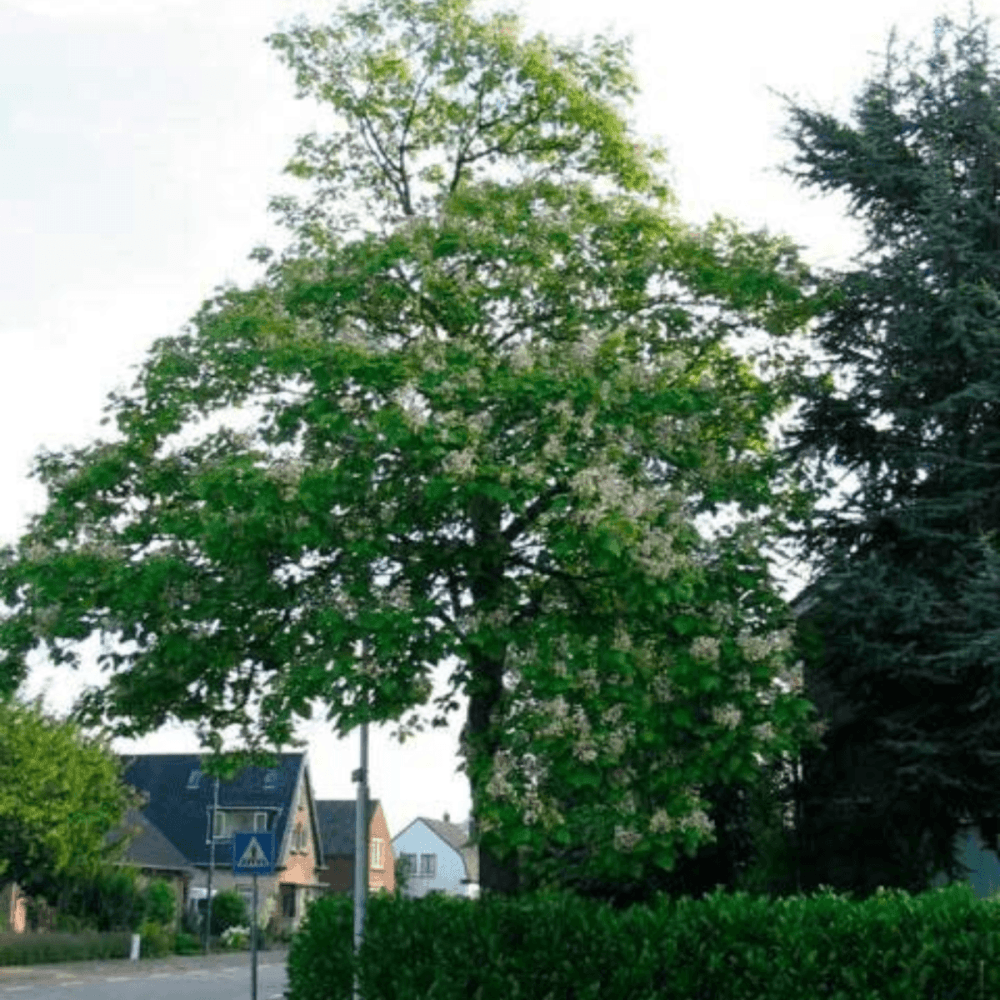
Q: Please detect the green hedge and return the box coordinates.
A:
[0,931,132,965]
[287,884,1000,1000]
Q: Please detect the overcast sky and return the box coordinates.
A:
[0,0,980,835]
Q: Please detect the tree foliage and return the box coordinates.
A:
[0,0,819,893]
[784,12,1000,894]
[0,697,139,902]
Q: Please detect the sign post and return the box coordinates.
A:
[233,831,275,1000]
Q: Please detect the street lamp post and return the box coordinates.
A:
[205,775,219,953]
[352,716,369,1000]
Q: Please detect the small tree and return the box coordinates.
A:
[210,889,248,935]
[393,854,411,897]
[0,698,139,906]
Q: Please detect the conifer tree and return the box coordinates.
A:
[784,13,1000,893]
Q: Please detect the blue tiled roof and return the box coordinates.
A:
[121,754,306,869]
[315,800,380,857]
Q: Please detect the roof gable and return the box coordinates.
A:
[121,754,306,868]
[393,817,479,884]
[315,799,381,857]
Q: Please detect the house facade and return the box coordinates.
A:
[121,753,327,932]
[315,800,394,895]
[392,815,479,899]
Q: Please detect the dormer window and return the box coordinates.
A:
[187,769,202,790]
[263,769,279,791]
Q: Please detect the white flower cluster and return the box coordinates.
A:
[442,448,477,478]
[266,457,306,498]
[613,825,642,852]
[752,722,775,743]
[710,704,743,730]
[636,526,681,580]
[677,808,715,837]
[651,671,675,704]
[391,384,429,431]
[736,629,793,664]
[649,809,674,834]
[776,659,805,694]
[690,635,720,664]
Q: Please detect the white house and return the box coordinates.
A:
[392,814,479,899]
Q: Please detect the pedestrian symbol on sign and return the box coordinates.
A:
[237,836,269,869]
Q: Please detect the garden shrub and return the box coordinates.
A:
[0,931,131,965]
[143,880,176,928]
[174,931,200,955]
[287,884,1000,1000]
[139,920,174,958]
[211,889,248,935]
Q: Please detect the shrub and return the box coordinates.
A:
[0,931,131,965]
[174,931,201,955]
[221,925,249,951]
[210,889,248,935]
[139,920,174,958]
[143,880,176,928]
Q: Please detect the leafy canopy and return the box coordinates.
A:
[0,697,139,900]
[0,0,819,889]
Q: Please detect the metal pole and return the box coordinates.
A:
[251,873,258,1000]
[352,716,369,1000]
[205,775,219,953]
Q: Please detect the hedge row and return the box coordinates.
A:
[0,931,132,966]
[287,884,1000,1000]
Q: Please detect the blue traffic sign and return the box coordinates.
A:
[233,831,275,875]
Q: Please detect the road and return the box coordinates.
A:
[0,947,288,1000]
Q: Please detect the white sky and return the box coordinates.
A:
[0,0,980,835]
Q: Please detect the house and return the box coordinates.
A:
[107,806,196,928]
[314,800,395,895]
[120,753,327,932]
[391,814,479,899]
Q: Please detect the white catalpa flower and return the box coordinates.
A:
[690,636,720,664]
[649,809,674,834]
[678,808,715,837]
[711,704,743,730]
[613,825,642,852]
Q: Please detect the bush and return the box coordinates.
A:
[210,889,248,935]
[0,931,131,965]
[174,931,201,955]
[143,880,176,928]
[220,925,249,951]
[53,868,145,932]
[287,883,1000,1000]
[139,920,174,959]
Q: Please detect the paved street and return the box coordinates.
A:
[0,947,288,1000]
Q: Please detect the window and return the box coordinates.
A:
[263,769,279,791]
[401,853,417,876]
[281,885,297,918]
[187,769,201,790]
[420,853,436,877]
[294,821,307,851]
[213,809,271,840]
[370,838,383,869]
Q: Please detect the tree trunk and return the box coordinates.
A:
[464,494,520,895]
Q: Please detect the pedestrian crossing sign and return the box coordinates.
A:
[233,831,275,874]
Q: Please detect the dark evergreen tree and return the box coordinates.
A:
[784,13,1000,895]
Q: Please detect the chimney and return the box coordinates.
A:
[443,811,450,823]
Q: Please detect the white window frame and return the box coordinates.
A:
[420,853,436,877]
[187,769,201,790]
[213,809,229,840]
[254,811,268,832]
[370,838,383,869]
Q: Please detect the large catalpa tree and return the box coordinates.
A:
[0,0,819,894]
